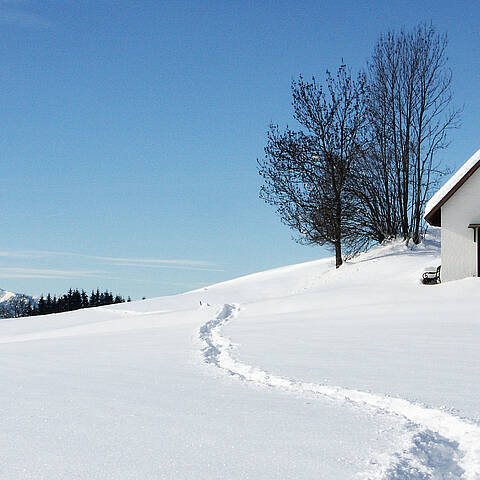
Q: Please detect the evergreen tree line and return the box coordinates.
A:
[35,289,130,316]
[259,23,460,267]
[0,289,131,318]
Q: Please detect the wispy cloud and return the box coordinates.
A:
[0,249,223,271]
[87,255,215,267]
[0,251,41,259]
[0,267,106,279]
[87,255,223,271]
[0,1,51,29]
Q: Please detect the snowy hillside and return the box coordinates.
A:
[1,235,479,479]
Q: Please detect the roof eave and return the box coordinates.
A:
[424,152,480,228]
[425,207,441,227]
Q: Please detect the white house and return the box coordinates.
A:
[425,148,480,282]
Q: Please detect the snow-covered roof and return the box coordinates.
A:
[424,148,480,227]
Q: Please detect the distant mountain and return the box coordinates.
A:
[0,289,20,303]
[0,289,36,318]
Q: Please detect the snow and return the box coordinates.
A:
[0,234,479,479]
[0,288,17,303]
[425,148,480,219]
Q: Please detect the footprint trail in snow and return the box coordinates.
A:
[199,304,480,480]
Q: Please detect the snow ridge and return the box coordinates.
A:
[200,304,480,480]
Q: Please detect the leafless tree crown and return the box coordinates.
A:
[259,23,460,265]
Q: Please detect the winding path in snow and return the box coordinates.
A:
[199,304,480,480]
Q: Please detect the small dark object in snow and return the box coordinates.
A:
[422,265,441,285]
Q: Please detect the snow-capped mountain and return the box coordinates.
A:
[0,288,35,317]
[0,288,34,304]
[0,288,17,303]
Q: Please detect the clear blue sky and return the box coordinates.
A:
[1,0,479,299]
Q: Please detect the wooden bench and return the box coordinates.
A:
[422,265,441,285]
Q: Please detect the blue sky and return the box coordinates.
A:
[1,0,479,299]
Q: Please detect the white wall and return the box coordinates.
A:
[441,166,480,281]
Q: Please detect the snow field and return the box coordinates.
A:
[1,233,479,478]
[200,302,480,479]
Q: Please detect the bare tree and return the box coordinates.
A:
[259,24,459,264]
[259,66,367,267]
[0,296,34,318]
[366,23,460,243]
[0,303,11,318]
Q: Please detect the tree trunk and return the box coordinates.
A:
[335,240,343,268]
